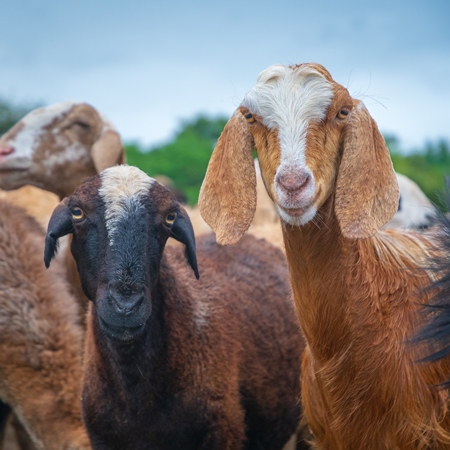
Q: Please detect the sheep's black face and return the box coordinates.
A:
[45,166,199,343]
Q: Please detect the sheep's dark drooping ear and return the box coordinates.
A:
[198,109,257,245]
[335,102,399,239]
[44,198,74,268]
[170,206,199,279]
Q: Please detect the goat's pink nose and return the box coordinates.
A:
[0,146,14,156]
[277,170,311,193]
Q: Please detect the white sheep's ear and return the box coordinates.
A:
[91,129,125,173]
[198,110,256,245]
[335,103,399,239]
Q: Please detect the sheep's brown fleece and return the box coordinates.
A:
[83,233,304,450]
[45,167,306,449]
[0,201,90,449]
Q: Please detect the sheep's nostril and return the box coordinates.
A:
[0,146,15,156]
[109,289,145,316]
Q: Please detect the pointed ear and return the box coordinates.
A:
[198,109,256,245]
[170,206,199,279]
[335,103,399,239]
[44,198,73,268]
[91,129,125,173]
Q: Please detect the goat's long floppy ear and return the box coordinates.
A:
[170,206,199,279]
[44,198,73,268]
[91,129,125,173]
[335,103,399,239]
[198,110,257,245]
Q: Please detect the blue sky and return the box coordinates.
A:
[1,0,449,150]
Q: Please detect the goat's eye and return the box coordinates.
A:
[244,113,256,124]
[165,212,177,225]
[337,109,350,120]
[73,121,90,129]
[71,207,85,220]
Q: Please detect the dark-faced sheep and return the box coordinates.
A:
[199,63,450,449]
[44,165,305,450]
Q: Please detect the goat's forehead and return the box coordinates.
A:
[241,65,334,129]
[97,166,158,246]
[22,101,78,129]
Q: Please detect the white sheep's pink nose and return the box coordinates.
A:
[276,169,311,194]
[0,146,14,156]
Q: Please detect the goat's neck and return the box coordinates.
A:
[281,199,428,363]
[281,201,351,360]
[90,293,169,393]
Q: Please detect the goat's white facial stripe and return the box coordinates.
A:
[7,101,77,158]
[241,65,333,169]
[99,165,155,246]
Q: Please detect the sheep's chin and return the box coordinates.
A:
[99,317,146,343]
[278,206,317,226]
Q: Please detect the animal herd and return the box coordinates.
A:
[0,62,447,450]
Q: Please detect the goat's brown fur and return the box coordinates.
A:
[199,63,450,449]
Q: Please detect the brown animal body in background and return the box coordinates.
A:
[0,200,90,450]
[45,165,305,450]
[199,63,450,449]
[0,102,125,449]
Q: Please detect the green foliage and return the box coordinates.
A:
[126,115,227,204]
[388,139,450,207]
[0,98,42,135]
[127,116,449,209]
[1,96,447,209]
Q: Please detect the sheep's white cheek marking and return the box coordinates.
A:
[7,101,77,159]
[43,141,91,176]
[99,166,155,246]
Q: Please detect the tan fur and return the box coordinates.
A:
[199,62,450,449]
[0,201,90,450]
[198,110,256,245]
[335,103,399,238]
[0,187,59,229]
[90,129,124,174]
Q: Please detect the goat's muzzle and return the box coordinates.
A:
[96,287,151,342]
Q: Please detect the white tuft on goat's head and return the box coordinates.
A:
[0,101,124,198]
[199,63,399,244]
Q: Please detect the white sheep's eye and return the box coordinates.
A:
[165,212,177,225]
[244,112,256,124]
[73,121,90,129]
[337,109,350,120]
[71,207,85,220]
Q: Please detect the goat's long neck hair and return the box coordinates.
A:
[280,196,450,448]
[282,195,435,352]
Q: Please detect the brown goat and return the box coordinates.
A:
[0,200,90,449]
[199,63,450,449]
[45,165,306,450]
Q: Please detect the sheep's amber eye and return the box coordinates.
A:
[244,113,256,124]
[165,212,177,225]
[337,109,350,119]
[71,207,85,220]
